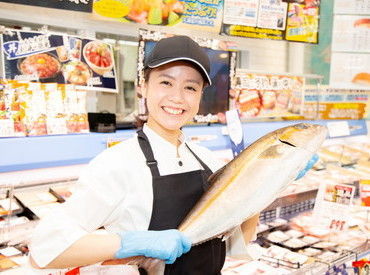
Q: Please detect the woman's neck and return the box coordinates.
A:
[146,121,181,147]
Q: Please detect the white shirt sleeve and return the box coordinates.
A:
[29,151,127,268]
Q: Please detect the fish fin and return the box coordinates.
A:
[207,165,227,185]
[221,226,239,242]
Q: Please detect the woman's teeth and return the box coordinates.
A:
[163,107,183,115]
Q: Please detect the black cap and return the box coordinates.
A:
[144,36,212,86]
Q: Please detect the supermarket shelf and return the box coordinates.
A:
[0,119,368,172]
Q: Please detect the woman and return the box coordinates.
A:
[29,36,260,274]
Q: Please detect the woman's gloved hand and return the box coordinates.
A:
[295,154,319,180]
[115,229,192,264]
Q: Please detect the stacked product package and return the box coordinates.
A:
[0,80,89,137]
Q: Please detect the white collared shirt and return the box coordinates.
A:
[29,124,247,268]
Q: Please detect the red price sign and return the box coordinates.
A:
[329,219,346,231]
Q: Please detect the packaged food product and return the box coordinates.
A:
[266,230,290,243]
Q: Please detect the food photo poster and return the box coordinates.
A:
[1,29,117,92]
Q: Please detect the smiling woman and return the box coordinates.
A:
[29,36,259,275]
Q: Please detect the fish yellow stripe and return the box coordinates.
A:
[180,166,243,232]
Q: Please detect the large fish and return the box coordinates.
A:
[104,123,327,274]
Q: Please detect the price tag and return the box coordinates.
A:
[225,110,244,157]
[313,182,355,232]
[0,119,15,137]
[327,121,350,138]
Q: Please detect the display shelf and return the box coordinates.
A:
[1,119,368,173]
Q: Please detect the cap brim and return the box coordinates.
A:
[147,57,212,86]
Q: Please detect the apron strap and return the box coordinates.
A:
[185,143,213,176]
[137,129,160,177]
[137,128,213,178]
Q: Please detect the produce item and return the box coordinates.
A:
[317,147,354,166]
[19,53,60,79]
[301,235,320,245]
[266,230,290,243]
[0,255,18,271]
[237,89,261,116]
[28,202,61,219]
[353,18,370,28]
[316,251,338,262]
[62,61,91,85]
[312,241,338,249]
[266,218,288,227]
[109,123,327,273]
[352,72,370,86]
[0,199,22,216]
[261,91,276,109]
[264,245,290,260]
[359,180,370,206]
[282,238,308,249]
[83,41,114,75]
[285,229,304,238]
[125,0,184,25]
[0,216,29,229]
[15,191,58,207]
[283,251,308,265]
[299,247,322,257]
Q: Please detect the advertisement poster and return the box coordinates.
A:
[221,0,285,40]
[256,0,287,30]
[285,2,320,43]
[332,15,370,53]
[222,0,319,43]
[222,0,259,26]
[313,182,355,232]
[231,71,305,119]
[334,0,370,15]
[93,0,224,32]
[0,0,93,13]
[330,52,370,90]
[1,29,117,92]
[302,86,370,120]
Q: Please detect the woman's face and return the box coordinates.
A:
[142,61,204,134]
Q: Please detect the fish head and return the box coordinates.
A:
[276,123,328,153]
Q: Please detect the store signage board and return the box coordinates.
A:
[0,0,93,12]
[303,87,370,120]
[92,0,224,33]
[332,15,370,53]
[1,29,117,92]
[313,182,355,232]
[329,53,370,91]
[327,121,350,138]
[225,109,244,157]
[334,0,370,15]
[232,72,305,119]
[221,0,320,44]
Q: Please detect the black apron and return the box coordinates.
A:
[137,129,226,275]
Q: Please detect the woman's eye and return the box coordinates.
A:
[185,86,197,92]
[160,81,171,86]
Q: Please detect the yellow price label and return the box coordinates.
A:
[93,0,132,18]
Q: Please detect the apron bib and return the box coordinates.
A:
[137,129,225,275]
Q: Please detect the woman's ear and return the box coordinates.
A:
[136,83,147,99]
[140,82,148,98]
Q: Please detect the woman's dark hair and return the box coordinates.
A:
[134,68,151,128]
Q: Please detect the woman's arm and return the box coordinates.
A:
[30,233,121,269]
[240,214,259,243]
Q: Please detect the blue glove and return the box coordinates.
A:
[115,229,192,264]
[295,154,319,180]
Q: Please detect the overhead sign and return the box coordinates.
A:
[0,0,93,13]
[1,29,117,92]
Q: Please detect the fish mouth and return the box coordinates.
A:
[279,139,296,147]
